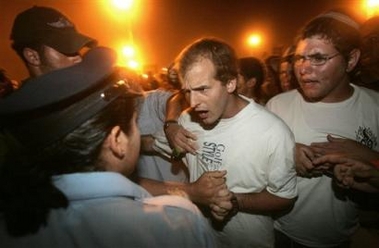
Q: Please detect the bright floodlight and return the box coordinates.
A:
[248,34,262,47]
[366,0,379,17]
[127,60,139,70]
[112,0,133,10]
[122,45,135,58]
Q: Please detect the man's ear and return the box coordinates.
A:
[226,78,237,93]
[23,47,41,66]
[108,126,126,159]
[346,48,360,72]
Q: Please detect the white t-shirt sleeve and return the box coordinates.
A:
[266,121,298,199]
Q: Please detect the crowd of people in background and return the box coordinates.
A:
[0,4,379,248]
[2,9,379,101]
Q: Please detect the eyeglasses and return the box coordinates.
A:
[293,53,340,66]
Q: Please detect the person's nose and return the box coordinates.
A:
[296,60,312,75]
[190,91,200,108]
[281,72,289,79]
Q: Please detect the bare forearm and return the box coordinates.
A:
[137,177,215,205]
[235,189,295,215]
[138,177,220,205]
[137,177,188,196]
[165,91,188,121]
[137,171,229,207]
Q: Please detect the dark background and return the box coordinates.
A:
[0,0,366,81]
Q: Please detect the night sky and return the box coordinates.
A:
[0,0,365,81]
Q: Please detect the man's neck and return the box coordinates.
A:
[222,94,249,119]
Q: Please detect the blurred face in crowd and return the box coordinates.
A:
[261,68,281,99]
[279,61,295,91]
[360,27,379,80]
[237,74,250,96]
[294,36,355,103]
[182,57,236,126]
[360,18,379,68]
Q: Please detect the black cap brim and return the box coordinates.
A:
[0,46,119,149]
[0,46,116,114]
[46,30,98,54]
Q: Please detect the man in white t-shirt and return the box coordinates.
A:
[141,37,297,248]
[266,11,379,248]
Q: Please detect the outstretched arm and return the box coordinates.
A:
[137,170,232,207]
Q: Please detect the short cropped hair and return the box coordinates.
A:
[176,37,239,85]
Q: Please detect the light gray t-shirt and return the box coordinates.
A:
[137,89,188,182]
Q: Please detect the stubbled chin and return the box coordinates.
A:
[201,116,218,126]
[201,118,211,125]
[299,85,322,101]
[302,91,325,102]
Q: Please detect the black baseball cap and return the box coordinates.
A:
[10,6,97,54]
[0,46,142,149]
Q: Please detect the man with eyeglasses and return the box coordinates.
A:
[266,11,379,248]
[293,52,340,67]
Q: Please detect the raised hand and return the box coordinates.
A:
[209,188,234,221]
[165,123,198,155]
[188,170,228,206]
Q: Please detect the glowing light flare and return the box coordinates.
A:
[122,45,135,58]
[117,58,142,72]
[112,0,133,10]
[115,44,142,72]
[367,0,379,7]
[247,34,262,47]
[127,60,139,70]
[105,0,140,21]
[365,0,379,17]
